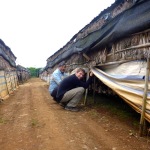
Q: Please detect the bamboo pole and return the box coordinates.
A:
[139,57,150,136]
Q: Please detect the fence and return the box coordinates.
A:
[40,74,51,85]
[0,70,18,100]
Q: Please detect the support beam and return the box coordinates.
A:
[93,76,96,104]
[139,58,150,136]
[83,70,89,105]
[82,53,91,61]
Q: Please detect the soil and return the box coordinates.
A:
[0,78,150,150]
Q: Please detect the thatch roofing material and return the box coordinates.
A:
[0,39,16,59]
[0,47,16,67]
[16,65,29,72]
[0,39,16,67]
[46,0,150,69]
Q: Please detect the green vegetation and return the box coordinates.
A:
[88,109,99,118]
[86,93,140,128]
[30,118,39,127]
[0,117,8,124]
[28,67,42,77]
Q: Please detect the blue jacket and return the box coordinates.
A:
[49,68,67,94]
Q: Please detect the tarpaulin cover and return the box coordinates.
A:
[100,60,148,80]
[91,60,150,122]
[47,0,150,69]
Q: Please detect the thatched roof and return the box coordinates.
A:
[16,65,29,72]
[0,39,16,59]
[0,39,17,67]
[46,0,150,69]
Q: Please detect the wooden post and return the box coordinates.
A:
[112,45,115,60]
[13,71,17,89]
[16,71,19,86]
[83,70,89,106]
[0,71,8,99]
[139,58,150,136]
[93,76,96,104]
[4,71,10,95]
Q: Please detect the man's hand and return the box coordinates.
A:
[89,71,93,77]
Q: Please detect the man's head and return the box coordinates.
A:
[58,61,66,73]
[75,68,85,80]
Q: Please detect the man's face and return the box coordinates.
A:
[76,71,85,80]
[59,65,66,73]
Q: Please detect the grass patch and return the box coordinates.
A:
[88,109,99,118]
[30,118,39,127]
[0,117,8,124]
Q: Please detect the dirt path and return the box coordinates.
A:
[0,78,149,150]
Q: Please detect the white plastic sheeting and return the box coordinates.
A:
[91,60,150,122]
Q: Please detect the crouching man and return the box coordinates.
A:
[49,61,67,101]
[56,68,93,112]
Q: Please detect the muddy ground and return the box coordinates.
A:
[0,78,150,150]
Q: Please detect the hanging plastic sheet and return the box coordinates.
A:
[91,62,150,122]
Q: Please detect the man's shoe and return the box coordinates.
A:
[65,106,79,112]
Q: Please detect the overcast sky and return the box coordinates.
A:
[0,0,115,68]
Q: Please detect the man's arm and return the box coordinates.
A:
[77,71,93,88]
[52,73,62,85]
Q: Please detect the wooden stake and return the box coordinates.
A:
[83,70,89,106]
[93,76,96,104]
[139,58,150,136]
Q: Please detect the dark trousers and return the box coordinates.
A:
[51,87,58,102]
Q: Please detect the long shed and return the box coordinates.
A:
[41,0,150,134]
[0,39,19,99]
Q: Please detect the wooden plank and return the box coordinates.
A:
[115,43,150,54]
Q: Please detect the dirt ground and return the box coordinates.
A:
[0,78,150,150]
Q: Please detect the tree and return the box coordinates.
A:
[28,67,41,77]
